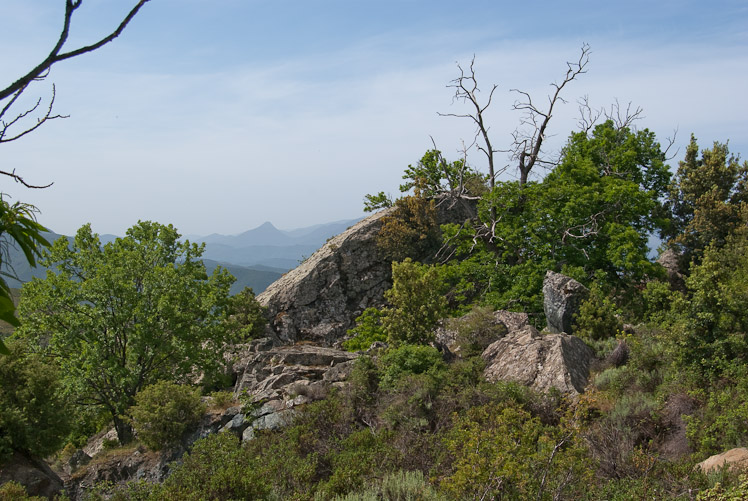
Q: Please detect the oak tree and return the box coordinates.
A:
[17,221,235,444]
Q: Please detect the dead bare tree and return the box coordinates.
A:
[438,44,590,248]
[0,0,152,187]
[509,43,591,186]
[439,57,501,191]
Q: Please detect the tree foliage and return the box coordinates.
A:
[0,199,49,354]
[382,258,448,345]
[668,135,748,265]
[16,221,234,444]
[0,338,70,462]
[471,120,670,310]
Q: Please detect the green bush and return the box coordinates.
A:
[343,308,387,352]
[129,381,205,451]
[685,369,748,456]
[446,305,506,357]
[382,259,448,346]
[223,287,267,342]
[698,475,748,500]
[332,469,447,500]
[0,481,46,501]
[153,432,270,500]
[379,344,446,390]
[0,338,71,461]
[208,390,236,411]
[573,283,623,341]
[376,195,440,263]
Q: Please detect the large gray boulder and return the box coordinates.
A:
[543,271,589,334]
[257,197,477,345]
[481,325,594,395]
[257,209,394,345]
[0,452,64,499]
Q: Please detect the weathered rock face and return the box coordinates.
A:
[0,452,64,499]
[481,325,594,395]
[543,271,589,335]
[257,209,394,345]
[232,338,358,440]
[257,197,478,345]
[657,248,686,292]
[696,447,748,474]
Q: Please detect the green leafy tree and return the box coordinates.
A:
[16,221,234,444]
[381,258,447,345]
[364,149,487,213]
[476,120,669,309]
[0,338,70,461]
[668,135,748,265]
[400,149,487,198]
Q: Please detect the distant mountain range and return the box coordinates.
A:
[1,218,361,295]
[186,219,359,269]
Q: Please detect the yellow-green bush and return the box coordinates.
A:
[129,381,205,451]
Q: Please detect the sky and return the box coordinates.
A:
[1,0,747,237]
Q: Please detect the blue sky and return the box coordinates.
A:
[2,0,747,236]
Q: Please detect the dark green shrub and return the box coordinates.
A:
[0,339,71,461]
[129,381,205,451]
[379,344,446,390]
[573,283,623,341]
[154,432,270,500]
[446,305,506,357]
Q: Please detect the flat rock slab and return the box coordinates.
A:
[697,447,748,474]
[482,325,594,395]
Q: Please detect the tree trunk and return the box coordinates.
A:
[113,415,134,445]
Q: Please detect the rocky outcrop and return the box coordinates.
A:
[257,209,394,345]
[696,447,748,474]
[481,325,594,395]
[0,452,64,499]
[657,248,686,291]
[232,338,358,440]
[257,197,477,345]
[543,271,589,335]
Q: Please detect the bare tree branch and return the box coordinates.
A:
[0,0,151,191]
[438,56,501,190]
[0,84,68,145]
[510,43,591,186]
[0,0,152,101]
